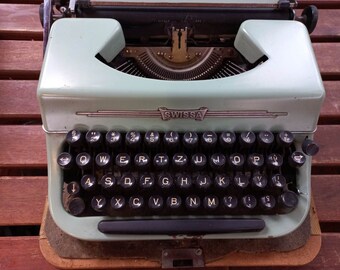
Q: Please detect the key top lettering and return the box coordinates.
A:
[171,197,178,206]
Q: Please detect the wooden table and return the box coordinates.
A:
[0,1,339,269]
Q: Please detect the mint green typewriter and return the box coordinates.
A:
[38,0,325,241]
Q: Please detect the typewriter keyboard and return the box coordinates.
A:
[57,130,308,233]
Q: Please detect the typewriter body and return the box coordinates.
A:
[38,0,325,241]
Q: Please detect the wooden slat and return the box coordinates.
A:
[0,236,57,270]
[312,175,340,222]
[0,125,339,167]
[319,81,340,123]
[0,126,46,168]
[229,234,340,270]
[0,176,47,226]
[299,0,340,8]
[0,80,40,120]
[0,4,42,40]
[314,125,340,167]
[313,43,340,78]
[0,40,42,79]
[312,9,340,41]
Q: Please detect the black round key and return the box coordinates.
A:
[66,129,83,147]
[203,195,219,210]
[228,153,244,169]
[185,195,201,210]
[66,181,80,196]
[219,131,236,149]
[167,196,182,209]
[201,131,217,149]
[239,131,256,148]
[258,131,274,148]
[99,173,116,191]
[195,175,212,189]
[266,153,283,170]
[139,174,155,189]
[153,153,169,170]
[223,195,238,209]
[234,173,249,189]
[247,153,264,169]
[144,131,160,148]
[158,173,174,189]
[85,130,102,147]
[277,131,294,148]
[163,131,179,149]
[105,130,121,149]
[278,191,298,213]
[129,196,144,209]
[209,153,226,170]
[191,153,207,169]
[115,153,131,169]
[119,173,136,189]
[289,151,306,168]
[175,174,192,189]
[68,197,85,216]
[259,195,276,210]
[125,131,141,149]
[214,174,230,189]
[134,153,150,169]
[183,132,199,149]
[91,195,106,212]
[271,174,287,189]
[57,152,73,169]
[80,174,96,191]
[251,174,268,189]
[242,195,257,209]
[95,152,111,168]
[148,195,163,210]
[76,152,91,169]
[172,153,188,169]
[302,139,319,156]
[111,195,126,210]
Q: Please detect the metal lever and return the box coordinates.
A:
[296,5,318,34]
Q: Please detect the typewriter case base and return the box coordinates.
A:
[39,199,321,268]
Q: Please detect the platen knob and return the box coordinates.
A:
[302,139,319,156]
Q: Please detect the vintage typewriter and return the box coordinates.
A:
[38,0,325,241]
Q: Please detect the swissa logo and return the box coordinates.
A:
[158,107,208,121]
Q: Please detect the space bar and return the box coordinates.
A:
[98,218,265,235]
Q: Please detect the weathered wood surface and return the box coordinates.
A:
[0,0,339,269]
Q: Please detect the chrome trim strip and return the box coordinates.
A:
[76,108,288,120]
[42,125,68,134]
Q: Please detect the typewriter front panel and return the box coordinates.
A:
[38,18,324,240]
